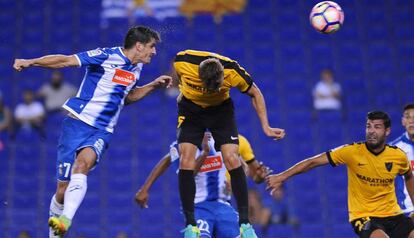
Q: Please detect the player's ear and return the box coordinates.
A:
[385,127,391,137]
[135,42,144,52]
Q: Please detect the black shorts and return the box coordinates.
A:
[177,96,239,149]
[351,214,414,238]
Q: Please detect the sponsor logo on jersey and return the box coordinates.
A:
[112,68,136,86]
[200,155,223,173]
[87,49,103,57]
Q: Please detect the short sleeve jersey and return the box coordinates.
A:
[64,47,142,133]
[174,50,253,107]
[327,142,410,221]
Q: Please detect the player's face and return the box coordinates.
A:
[137,39,157,64]
[365,119,390,149]
[402,109,414,139]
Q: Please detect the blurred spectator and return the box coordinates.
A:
[270,186,299,227]
[180,0,246,21]
[37,71,76,114]
[17,230,31,238]
[0,92,12,135]
[248,189,272,231]
[116,232,129,238]
[312,69,342,120]
[0,92,12,150]
[101,0,134,19]
[14,89,45,138]
[133,0,181,20]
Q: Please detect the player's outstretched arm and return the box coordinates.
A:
[266,153,329,193]
[13,55,79,71]
[247,160,273,184]
[135,153,172,208]
[125,75,172,105]
[246,83,285,140]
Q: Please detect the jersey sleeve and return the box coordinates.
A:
[326,144,353,167]
[238,135,255,163]
[225,61,253,93]
[169,141,180,163]
[398,152,411,175]
[75,48,109,67]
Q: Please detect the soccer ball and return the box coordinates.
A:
[309,1,344,34]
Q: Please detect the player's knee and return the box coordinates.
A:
[179,155,195,169]
[223,153,240,169]
[72,158,91,174]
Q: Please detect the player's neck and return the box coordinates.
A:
[122,48,139,64]
[365,142,386,155]
[408,133,414,141]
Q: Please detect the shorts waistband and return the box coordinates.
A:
[180,96,232,110]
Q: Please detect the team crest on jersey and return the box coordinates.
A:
[199,155,223,173]
[385,162,393,172]
[87,49,103,57]
[112,69,136,86]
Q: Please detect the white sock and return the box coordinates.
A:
[62,173,87,220]
[49,194,64,217]
[49,195,64,238]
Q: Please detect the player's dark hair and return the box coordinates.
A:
[403,103,414,112]
[199,58,224,91]
[124,26,160,49]
[367,110,391,128]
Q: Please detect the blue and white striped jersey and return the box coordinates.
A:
[169,139,231,204]
[63,47,142,133]
[392,132,414,214]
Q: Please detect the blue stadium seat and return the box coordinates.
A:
[108,175,133,193]
[221,14,244,26]
[397,42,414,59]
[247,10,273,27]
[368,58,394,75]
[399,58,414,74]
[107,225,133,238]
[10,226,37,238]
[71,225,101,237]
[299,223,325,238]
[366,42,392,58]
[192,15,215,28]
[22,11,44,26]
[330,223,358,238]
[107,207,134,225]
[0,0,16,9]
[78,9,101,28]
[135,16,161,31]
[267,225,295,238]
[50,11,72,28]
[329,206,349,223]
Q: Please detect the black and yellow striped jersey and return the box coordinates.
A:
[327,142,411,221]
[174,50,253,108]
